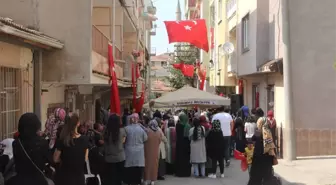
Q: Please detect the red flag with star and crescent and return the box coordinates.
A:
[164,19,209,52]
[108,43,121,115]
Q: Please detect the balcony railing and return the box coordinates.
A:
[92,25,109,58]
[226,0,237,18]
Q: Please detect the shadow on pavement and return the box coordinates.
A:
[276,173,306,185]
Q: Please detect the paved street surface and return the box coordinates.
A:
[157,158,336,185]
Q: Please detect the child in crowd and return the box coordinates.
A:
[244,116,257,142]
[245,141,254,176]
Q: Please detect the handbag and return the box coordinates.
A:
[85,160,101,185]
[18,139,54,185]
[273,156,278,166]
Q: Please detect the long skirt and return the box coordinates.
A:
[158,154,166,177]
[123,167,143,185]
[175,137,191,177]
[247,154,273,185]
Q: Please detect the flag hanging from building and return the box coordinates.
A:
[136,83,145,113]
[131,63,137,109]
[108,43,121,115]
[164,19,209,52]
[172,62,195,77]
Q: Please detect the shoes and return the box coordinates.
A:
[226,160,231,167]
[220,174,225,178]
[208,174,216,178]
[157,176,165,180]
[150,181,155,185]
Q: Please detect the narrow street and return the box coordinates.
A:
[159,158,336,185]
[158,159,249,185]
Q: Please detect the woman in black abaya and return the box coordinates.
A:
[174,112,191,177]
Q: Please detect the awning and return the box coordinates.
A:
[257,58,283,74]
[0,17,64,49]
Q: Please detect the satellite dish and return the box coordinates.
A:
[223,42,235,55]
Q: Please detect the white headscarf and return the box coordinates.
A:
[1,138,14,159]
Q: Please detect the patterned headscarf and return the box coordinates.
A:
[257,117,276,156]
[45,108,66,149]
[211,120,221,132]
[149,119,159,132]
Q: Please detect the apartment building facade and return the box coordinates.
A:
[207,0,235,95]
[228,0,336,157]
[0,0,156,124]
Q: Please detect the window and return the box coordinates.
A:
[0,67,21,140]
[252,84,259,109]
[267,85,275,111]
[218,0,223,23]
[242,13,250,52]
[161,61,167,67]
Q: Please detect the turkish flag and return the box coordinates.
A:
[164,19,209,52]
[135,83,145,113]
[108,43,121,115]
[131,63,137,109]
[173,62,194,77]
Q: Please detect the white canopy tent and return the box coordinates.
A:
[144,86,230,108]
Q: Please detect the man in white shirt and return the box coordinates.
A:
[211,106,233,166]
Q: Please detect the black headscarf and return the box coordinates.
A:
[153,110,162,119]
[18,113,41,141]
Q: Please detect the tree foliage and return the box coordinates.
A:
[166,45,199,89]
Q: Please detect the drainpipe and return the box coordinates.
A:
[33,50,42,120]
[281,0,296,161]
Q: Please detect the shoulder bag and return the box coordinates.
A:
[18,139,54,185]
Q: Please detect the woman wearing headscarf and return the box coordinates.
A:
[174,112,191,177]
[157,118,168,181]
[45,108,66,149]
[267,110,277,154]
[206,120,225,178]
[234,107,247,153]
[7,113,50,185]
[199,115,211,135]
[189,118,207,178]
[248,108,276,185]
[164,118,176,175]
[124,113,148,185]
[144,120,162,185]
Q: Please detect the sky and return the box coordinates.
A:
[151,0,185,55]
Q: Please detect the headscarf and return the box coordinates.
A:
[153,110,162,119]
[129,113,139,124]
[257,116,276,156]
[200,115,211,130]
[45,108,66,149]
[241,105,249,118]
[0,138,14,159]
[18,113,41,141]
[267,110,276,128]
[149,119,159,131]
[178,112,191,137]
[211,120,221,132]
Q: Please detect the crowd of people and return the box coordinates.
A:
[0,104,279,185]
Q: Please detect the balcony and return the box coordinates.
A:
[227,51,237,77]
[91,25,125,80]
[226,0,237,19]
